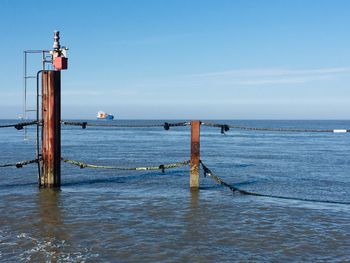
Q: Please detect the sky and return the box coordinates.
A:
[0,0,350,119]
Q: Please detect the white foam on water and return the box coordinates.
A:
[13,232,99,262]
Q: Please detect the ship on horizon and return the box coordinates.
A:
[97,111,114,120]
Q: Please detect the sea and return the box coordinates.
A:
[0,120,349,262]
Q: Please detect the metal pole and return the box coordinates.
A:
[190,120,200,190]
[23,51,26,120]
[23,51,28,140]
[36,70,43,185]
[41,70,61,188]
[42,50,45,70]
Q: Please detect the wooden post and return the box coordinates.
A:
[190,120,200,190]
[41,70,61,188]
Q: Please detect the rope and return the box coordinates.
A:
[0,159,39,168]
[201,122,349,133]
[61,121,189,130]
[200,161,350,205]
[0,121,37,130]
[62,158,190,171]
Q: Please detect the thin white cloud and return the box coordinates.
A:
[62,89,139,97]
[129,67,350,90]
[192,67,350,77]
[188,67,350,86]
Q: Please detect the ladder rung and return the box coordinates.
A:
[24,76,36,79]
[25,109,37,112]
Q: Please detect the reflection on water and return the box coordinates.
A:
[15,189,98,262]
[20,189,68,262]
[38,189,63,237]
[190,189,199,208]
[36,189,68,261]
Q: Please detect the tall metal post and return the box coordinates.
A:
[190,120,200,190]
[41,70,61,188]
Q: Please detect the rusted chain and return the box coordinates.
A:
[62,158,190,171]
[200,161,350,205]
[201,122,349,133]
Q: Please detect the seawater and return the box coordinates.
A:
[0,120,349,262]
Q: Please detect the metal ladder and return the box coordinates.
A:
[22,50,52,140]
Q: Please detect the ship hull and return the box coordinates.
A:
[97,114,114,120]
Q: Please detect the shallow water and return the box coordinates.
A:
[0,120,350,262]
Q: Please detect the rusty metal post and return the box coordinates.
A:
[190,120,200,190]
[41,70,61,188]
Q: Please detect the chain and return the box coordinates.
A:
[0,159,39,168]
[62,158,190,171]
[200,161,350,205]
[0,121,37,130]
[61,121,189,130]
[201,122,349,133]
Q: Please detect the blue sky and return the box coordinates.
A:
[0,0,350,119]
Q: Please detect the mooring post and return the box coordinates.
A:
[41,70,61,188]
[39,31,68,188]
[190,120,200,190]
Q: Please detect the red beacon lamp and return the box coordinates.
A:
[50,31,68,70]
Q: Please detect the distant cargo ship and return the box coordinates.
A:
[97,111,114,120]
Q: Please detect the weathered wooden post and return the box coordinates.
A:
[190,120,200,190]
[40,31,68,188]
[41,70,61,188]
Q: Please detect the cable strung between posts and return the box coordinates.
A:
[0,159,39,168]
[200,161,350,205]
[62,158,190,172]
[61,121,189,130]
[201,122,350,133]
[0,121,37,130]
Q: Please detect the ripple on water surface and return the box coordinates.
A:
[0,120,350,262]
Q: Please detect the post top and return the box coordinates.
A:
[53,31,60,50]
